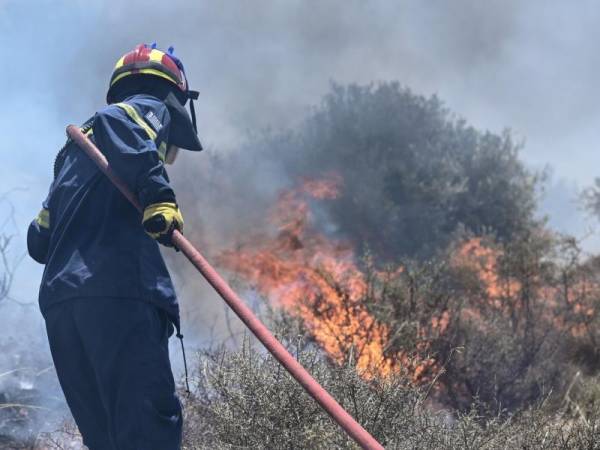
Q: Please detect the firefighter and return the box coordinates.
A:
[27,43,202,450]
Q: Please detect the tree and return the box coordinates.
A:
[256,82,540,261]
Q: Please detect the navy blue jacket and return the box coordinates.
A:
[27,94,180,330]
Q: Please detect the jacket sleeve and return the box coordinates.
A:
[27,206,51,264]
[92,103,175,208]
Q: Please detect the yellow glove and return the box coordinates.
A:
[142,202,184,247]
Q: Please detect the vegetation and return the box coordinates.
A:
[195,82,542,261]
[174,83,600,448]
[173,232,600,449]
[177,336,600,450]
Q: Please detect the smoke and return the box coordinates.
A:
[44,1,521,144]
[6,1,600,168]
[8,1,600,212]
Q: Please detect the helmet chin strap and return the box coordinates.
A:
[188,90,199,133]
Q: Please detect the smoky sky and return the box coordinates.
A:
[6,2,598,171]
[6,1,600,168]
[2,0,600,336]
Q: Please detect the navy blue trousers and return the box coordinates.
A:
[44,298,182,450]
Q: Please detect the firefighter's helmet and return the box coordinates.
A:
[106,43,202,152]
[107,43,191,104]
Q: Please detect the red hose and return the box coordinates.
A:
[67,125,385,450]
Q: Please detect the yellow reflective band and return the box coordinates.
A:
[114,102,158,141]
[110,68,179,88]
[36,208,49,229]
[110,71,129,86]
[158,141,167,162]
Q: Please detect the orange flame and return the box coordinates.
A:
[452,237,599,338]
[219,174,407,379]
[453,238,521,302]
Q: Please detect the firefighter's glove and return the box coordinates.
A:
[142,202,184,248]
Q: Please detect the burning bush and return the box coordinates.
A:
[216,170,600,420]
[427,232,600,414]
[170,78,600,445]
[218,174,406,380]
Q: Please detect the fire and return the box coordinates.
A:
[219,174,403,379]
[453,238,520,302]
[297,174,343,199]
[219,176,600,382]
[451,237,599,338]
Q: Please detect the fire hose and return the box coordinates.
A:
[66,125,385,450]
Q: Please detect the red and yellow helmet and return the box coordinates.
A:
[107,43,191,104]
[105,43,202,151]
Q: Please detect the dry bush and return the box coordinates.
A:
[180,328,600,450]
[0,235,14,304]
[181,330,422,449]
